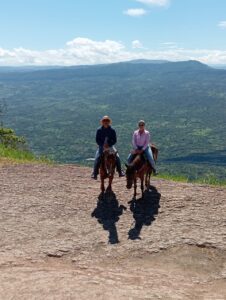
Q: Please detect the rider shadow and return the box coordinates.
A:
[128,186,161,240]
[91,191,127,244]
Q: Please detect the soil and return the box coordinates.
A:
[0,163,226,299]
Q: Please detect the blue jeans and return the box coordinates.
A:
[94,146,118,160]
[128,146,156,169]
[93,146,121,175]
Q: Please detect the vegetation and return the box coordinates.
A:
[0,115,48,164]
[0,127,26,148]
[0,143,36,163]
[0,134,50,164]
[160,173,226,186]
[0,60,226,180]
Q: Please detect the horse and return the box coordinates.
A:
[99,147,117,193]
[125,144,158,199]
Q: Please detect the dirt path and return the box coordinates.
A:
[0,164,226,299]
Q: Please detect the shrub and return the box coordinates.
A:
[0,127,26,149]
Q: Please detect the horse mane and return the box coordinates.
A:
[128,154,145,171]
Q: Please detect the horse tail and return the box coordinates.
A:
[151,144,159,162]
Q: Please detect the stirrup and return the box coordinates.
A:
[118,171,125,177]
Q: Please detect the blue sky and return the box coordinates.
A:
[0,0,226,65]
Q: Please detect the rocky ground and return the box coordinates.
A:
[0,163,226,300]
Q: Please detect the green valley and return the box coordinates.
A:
[0,60,226,180]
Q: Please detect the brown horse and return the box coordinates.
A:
[125,144,158,199]
[99,148,117,193]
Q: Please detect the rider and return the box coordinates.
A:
[128,120,158,175]
[91,116,125,179]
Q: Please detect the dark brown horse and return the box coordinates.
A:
[99,148,117,193]
[125,144,158,199]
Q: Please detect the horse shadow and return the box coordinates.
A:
[128,186,161,240]
[91,191,127,244]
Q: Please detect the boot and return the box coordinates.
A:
[91,173,98,180]
[153,168,158,176]
[116,157,125,177]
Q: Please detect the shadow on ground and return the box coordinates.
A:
[91,191,127,244]
[128,186,161,240]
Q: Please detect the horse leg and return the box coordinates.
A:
[145,172,150,190]
[141,177,144,198]
[145,172,148,188]
[133,178,137,199]
[147,172,151,190]
[107,176,113,192]
[101,176,105,193]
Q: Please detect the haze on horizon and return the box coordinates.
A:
[0,0,226,66]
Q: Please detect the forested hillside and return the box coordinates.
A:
[0,60,226,180]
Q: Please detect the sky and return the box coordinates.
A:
[0,0,226,66]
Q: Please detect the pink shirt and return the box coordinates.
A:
[132,129,150,150]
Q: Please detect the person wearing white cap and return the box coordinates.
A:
[91,116,125,179]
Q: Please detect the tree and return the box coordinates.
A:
[0,99,26,149]
[0,127,26,149]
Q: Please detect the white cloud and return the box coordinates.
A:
[218,21,226,29]
[162,42,177,46]
[161,42,179,49]
[1,37,226,66]
[66,37,124,53]
[136,0,169,6]
[132,40,144,49]
[0,38,126,66]
[124,8,147,17]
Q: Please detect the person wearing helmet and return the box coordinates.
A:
[91,116,125,179]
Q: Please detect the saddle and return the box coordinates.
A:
[130,144,158,167]
[103,147,117,156]
[133,152,147,164]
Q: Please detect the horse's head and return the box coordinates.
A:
[125,163,136,189]
[103,148,117,177]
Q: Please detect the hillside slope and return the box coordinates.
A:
[0,164,225,299]
[1,60,226,180]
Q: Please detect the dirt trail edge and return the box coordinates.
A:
[0,164,226,300]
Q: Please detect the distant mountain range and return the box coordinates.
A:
[126,59,169,64]
[0,59,212,73]
[210,64,226,70]
[0,60,226,180]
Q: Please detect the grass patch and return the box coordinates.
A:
[194,175,226,186]
[159,172,226,187]
[0,144,51,164]
[159,173,190,183]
